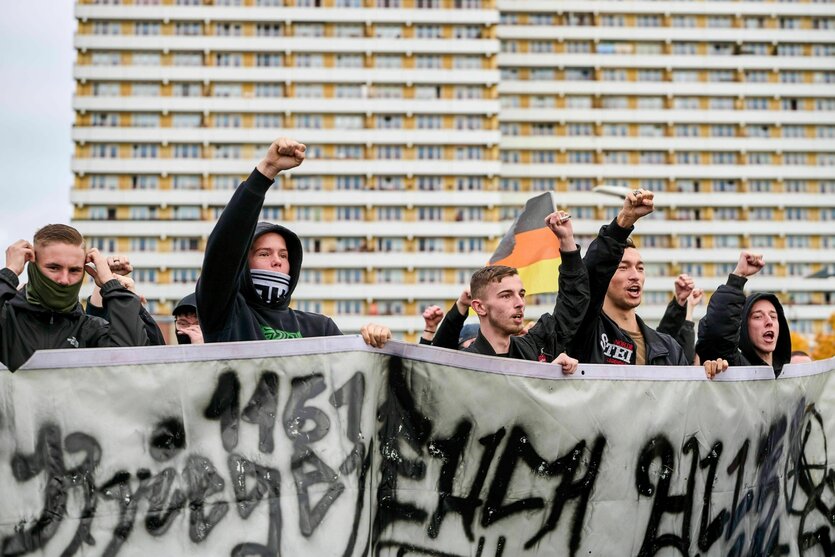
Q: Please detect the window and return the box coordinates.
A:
[335,145,363,159]
[90,175,118,190]
[254,84,283,97]
[415,55,442,69]
[376,207,403,221]
[129,206,158,220]
[416,115,441,129]
[417,177,442,191]
[531,179,555,192]
[295,54,323,67]
[93,83,120,96]
[173,206,201,220]
[172,113,201,128]
[336,115,364,129]
[132,144,158,158]
[256,23,283,36]
[92,52,121,66]
[126,176,156,191]
[418,238,444,253]
[174,144,200,159]
[169,175,200,191]
[91,144,119,159]
[215,53,242,67]
[415,25,442,39]
[337,207,363,221]
[132,83,160,96]
[455,177,482,191]
[336,301,363,315]
[215,114,241,128]
[417,269,443,284]
[336,176,363,190]
[295,114,322,129]
[337,269,363,283]
[256,53,283,67]
[335,54,363,68]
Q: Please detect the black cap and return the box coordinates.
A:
[173,293,197,316]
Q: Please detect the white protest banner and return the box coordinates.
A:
[0,337,833,556]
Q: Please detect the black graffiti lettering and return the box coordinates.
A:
[204,370,242,452]
[182,455,229,543]
[373,357,432,543]
[149,417,187,462]
[482,426,547,526]
[697,441,728,552]
[725,439,753,556]
[242,372,279,454]
[329,371,371,557]
[283,374,330,446]
[2,424,66,556]
[785,402,835,555]
[749,417,790,556]
[330,372,366,475]
[99,472,138,557]
[2,425,101,557]
[427,422,505,541]
[59,432,102,556]
[291,448,345,536]
[228,454,282,557]
[524,435,606,555]
[635,435,697,557]
[140,468,186,536]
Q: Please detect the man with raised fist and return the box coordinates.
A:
[697,251,792,378]
[197,137,391,348]
[0,224,149,371]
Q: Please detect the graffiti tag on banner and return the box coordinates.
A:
[0,337,833,556]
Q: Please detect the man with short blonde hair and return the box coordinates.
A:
[1,224,149,371]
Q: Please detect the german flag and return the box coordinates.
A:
[488,192,560,294]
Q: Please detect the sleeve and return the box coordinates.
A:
[197,168,273,335]
[431,303,466,350]
[553,247,590,353]
[522,247,589,358]
[87,296,166,345]
[656,297,686,336]
[418,337,432,346]
[96,279,151,347]
[677,320,696,365]
[325,318,342,336]
[0,268,20,307]
[572,218,633,357]
[696,274,747,364]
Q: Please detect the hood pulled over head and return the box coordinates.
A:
[240,222,303,310]
[739,292,791,376]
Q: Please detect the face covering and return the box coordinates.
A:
[25,261,83,313]
[251,269,291,305]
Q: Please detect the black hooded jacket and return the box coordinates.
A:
[430,248,590,361]
[696,274,791,377]
[197,168,341,343]
[0,268,150,371]
[573,218,688,366]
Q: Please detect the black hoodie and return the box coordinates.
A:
[696,274,791,377]
[197,169,341,343]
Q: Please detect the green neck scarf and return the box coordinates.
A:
[25,262,83,314]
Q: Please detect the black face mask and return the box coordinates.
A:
[250,269,291,305]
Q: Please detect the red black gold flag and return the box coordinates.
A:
[488,192,560,294]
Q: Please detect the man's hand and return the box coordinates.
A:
[85,248,116,287]
[5,240,34,276]
[674,274,695,306]
[256,137,306,180]
[733,251,765,278]
[688,288,704,309]
[422,305,444,333]
[178,324,204,345]
[455,289,472,316]
[107,255,133,276]
[552,352,579,375]
[361,323,392,348]
[704,358,729,380]
[545,210,576,250]
[616,189,654,229]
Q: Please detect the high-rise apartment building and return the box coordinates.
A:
[72,0,835,341]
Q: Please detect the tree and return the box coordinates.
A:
[811,312,835,360]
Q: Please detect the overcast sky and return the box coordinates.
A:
[0,0,75,252]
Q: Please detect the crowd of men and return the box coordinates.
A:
[0,137,807,378]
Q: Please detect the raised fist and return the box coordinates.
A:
[674,274,695,306]
[545,210,576,249]
[733,251,765,278]
[616,189,655,229]
[257,137,307,180]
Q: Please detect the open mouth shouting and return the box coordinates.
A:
[626,284,642,299]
